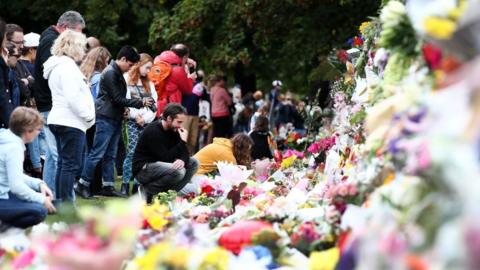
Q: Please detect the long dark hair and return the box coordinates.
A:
[231,133,253,167]
[254,115,269,132]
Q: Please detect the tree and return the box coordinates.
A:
[1,0,380,95]
[0,0,162,55]
[149,0,381,94]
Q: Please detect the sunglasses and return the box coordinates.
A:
[11,40,25,45]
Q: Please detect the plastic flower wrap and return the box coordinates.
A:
[215,161,253,186]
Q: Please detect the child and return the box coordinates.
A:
[249,115,274,160]
[0,107,56,229]
[250,103,269,131]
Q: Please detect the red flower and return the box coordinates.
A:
[336,49,349,63]
[201,185,214,195]
[422,43,442,70]
[353,36,364,47]
[142,219,150,229]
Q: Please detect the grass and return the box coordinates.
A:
[45,176,124,224]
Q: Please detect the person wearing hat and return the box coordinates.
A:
[15,33,38,108]
[19,33,40,76]
[18,32,42,177]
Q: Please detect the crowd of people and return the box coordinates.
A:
[0,10,307,228]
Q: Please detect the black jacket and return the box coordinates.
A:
[33,26,59,112]
[132,121,190,177]
[95,61,143,121]
[250,130,273,160]
[14,60,34,105]
[0,57,12,128]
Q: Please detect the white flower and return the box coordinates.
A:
[380,1,406,25]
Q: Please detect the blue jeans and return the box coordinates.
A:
[49,125,85,202]
[40,111,58,196]
[27,136,42,169]
[80,116,121,188]
[0,193,48,228]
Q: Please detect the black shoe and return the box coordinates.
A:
[74,183,92,199]
[120,183,130,196]
[131,183,139,195]
[99,186,127,198]
[138,185,152,204]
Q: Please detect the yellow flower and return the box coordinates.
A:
[448,0,467,20]
[142,203,172,230]
[281,155,297,169]
[424,17,456,39]
[359,21,371,36]
[382,173,395,185]
[135,242,171,270]
[309,247,340,270]
[199,247,230,270]
[165,247,190,269]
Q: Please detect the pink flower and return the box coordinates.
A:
[283,149,304,159]
[12,250,36,269]
[347,184,358,196]
[338,185,348,197]
[308,142,321,154]
[417,142,431,170]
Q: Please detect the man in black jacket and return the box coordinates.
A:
[0,17,12,129]
[33,10,85,196]
[133,103,199,203]
[76,46,154,199]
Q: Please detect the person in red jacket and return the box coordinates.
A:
[154,44,196,115]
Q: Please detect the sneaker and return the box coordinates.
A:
[99,186,127,198]
[120,183,130,196]
[74,183,92,199]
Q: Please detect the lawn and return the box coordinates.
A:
[45,176,125,224]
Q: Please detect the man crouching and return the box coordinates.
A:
[133,103,198,203]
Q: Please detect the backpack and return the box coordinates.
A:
[148,61,172,100]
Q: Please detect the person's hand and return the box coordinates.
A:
[20,78,29,86]
[178,128,188,142]
[143,97,154,107]
[135,115,145,127]
[43,196,56,214]
[188,72,197,80]
[172,159,185,170]
[40,182,54,199]
[186,58,196,69]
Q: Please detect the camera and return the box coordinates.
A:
[189,66,196,75]
[149,103,157,112]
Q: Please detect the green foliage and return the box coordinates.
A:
[2,0,381,93]
[155,190,178,205]
[149,0,381,93]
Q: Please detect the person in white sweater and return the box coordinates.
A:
[43,30,95,202]
[121,53,157,196]
[0,107,56,229]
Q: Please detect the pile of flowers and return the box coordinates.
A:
[2,1,480,269]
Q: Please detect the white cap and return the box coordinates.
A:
[24,32,40,47]
[272,80,282,87]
